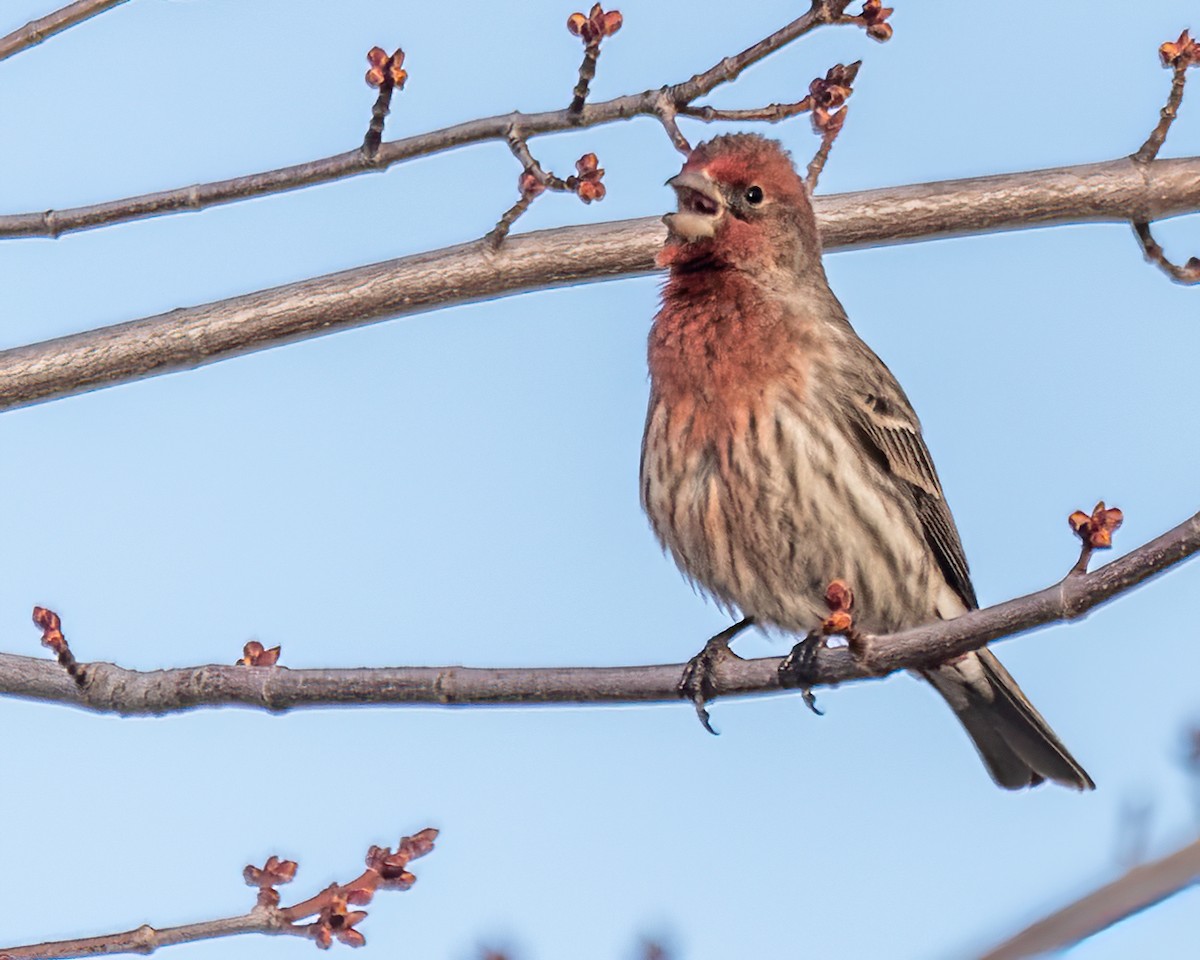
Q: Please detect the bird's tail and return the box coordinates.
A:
[922,648,1095,790]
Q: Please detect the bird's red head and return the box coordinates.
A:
[659,134,822,274]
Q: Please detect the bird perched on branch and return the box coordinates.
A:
[640,133,1093,790]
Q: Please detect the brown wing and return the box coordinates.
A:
[841,349,979,611]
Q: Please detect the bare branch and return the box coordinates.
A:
[2,509,1196,717]
[362,47,409,158]
[1130,31,1200,283]
[1134,32,1199,163]
[654,92,691,154]
[0,1,848,239]
[485,136,605,245]
[803,61,860,191]
[0,831,438,958]
[979,839,1200,960]
[1,156,1198,414]
[0,0,128,63]
[1132,220,1200,282]
[566,4,623,114]
[679,98,815,124]
[1,912,288,959]
[487,190,539,247]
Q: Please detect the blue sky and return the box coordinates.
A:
[2,2,1199,958]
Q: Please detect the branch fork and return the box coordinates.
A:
[0,1,883,240]
[1131,30,1200,283]
[486,126,608,246]
[0,830,438,957]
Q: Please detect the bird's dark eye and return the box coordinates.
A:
[745,185,764,205]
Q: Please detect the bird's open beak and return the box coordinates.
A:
[664,171,724,242]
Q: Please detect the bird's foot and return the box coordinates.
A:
[678,618,753,735]
[778,630,825,715]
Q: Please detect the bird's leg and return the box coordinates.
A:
[778,579,855,714]
[778,631,825,715]
[678,617,754,735]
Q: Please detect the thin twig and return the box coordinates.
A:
[0,831,437,958]
[1131,33,1200,283]
[1069,542,1094,577]
[363,48,408,158]
[1,911,290,959]
[485,131,544,246]
[571,43,600,113]
[679,97,815,123]
[1134,60,1191,164]
[566,5,623,114]
[978,838,1200,960]
[804,61,860,192]
[1067,502,1123,576]
[364,83,393,156]
[655,94,691,154]
[1131,219,1200,283]
[0,0,129,63]
[806,108,845,191]
[0,2,846,239]
[484,130,577,245]
[2,509,1197,716]
[505,132,556,186]
[486,193,537,247]
[1,155,1198,414]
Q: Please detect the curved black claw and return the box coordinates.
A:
[678,618,754,735]
[779,630,826,716]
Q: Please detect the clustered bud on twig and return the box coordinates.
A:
[32,605,83,682]
[286,828,438,949]
[486,2,876,244]
[568,152,606,202]
[485,7,623,247]
[849,0,894,42]
[0,830,437,955]
[244,855,298,908]
[32,605,65,656]
[805,61,861,191]
[821,579,855,637]
[1069,502,1125,549]
[567,4,623,114]
[1068,501,1124,575]
[822,578,866,658]
[237,639,281,667]
[363,46,408,158]
[678,59,861,134]
[1131,30,1200,284]
[483,5,625,246]
[1160,29,1200,70]
[251,829,439,948]
[774,575,871,716]
[808,61,859,138]
[487,135,607,247]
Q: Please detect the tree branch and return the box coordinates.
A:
[0,831,438,958]
[1,912,289,959]
[1130,33,1200,284]
[0,1,852,239]
[2,510,1196,717]
[0,0,129,63]
[1,156,1198,414]
[978,838,1200,960]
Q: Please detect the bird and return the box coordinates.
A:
[640,133,1093,790]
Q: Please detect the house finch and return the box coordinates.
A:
[641,134,1093,790]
